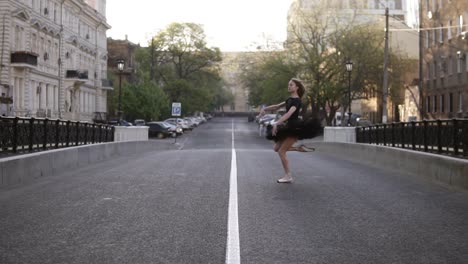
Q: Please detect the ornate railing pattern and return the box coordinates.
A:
[0,117,114,156]
[356,119,468,159]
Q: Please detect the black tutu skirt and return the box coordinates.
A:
[266,118,323,142]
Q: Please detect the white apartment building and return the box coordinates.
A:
[0,0,112,121]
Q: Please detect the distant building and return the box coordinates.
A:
[218,52,261,113]
[0,0,112,122]
[421,0,468,119]
[107,36,139,84]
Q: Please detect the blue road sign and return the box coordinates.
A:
[172,102,181,116]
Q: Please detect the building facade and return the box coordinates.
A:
[0,0,112,121]
[421,0,468,119]
[218,52,259,113]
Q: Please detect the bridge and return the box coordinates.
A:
[1,117,468,263]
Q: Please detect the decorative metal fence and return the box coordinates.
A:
[0,117,114,156]
[356,119,468,159]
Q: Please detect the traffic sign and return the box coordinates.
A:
[172,102,181,116]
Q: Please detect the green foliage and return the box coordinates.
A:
[108,22,229,119]
[113,81,169,122]
[240,52,300,107]
[241,12,412,125]
[146,22,226,113]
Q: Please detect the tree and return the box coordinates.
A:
[108,79,170,122]
[240,51,301,108]
[285,5,411,125]
[145,22,224,115]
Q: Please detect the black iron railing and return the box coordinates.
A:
[0,117,114,156]
[356,119,468,159]
[11,51,38,66]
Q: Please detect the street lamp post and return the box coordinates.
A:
[345,60,353,126]
[117,59,125,125]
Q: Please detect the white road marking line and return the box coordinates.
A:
[226,120,241,264]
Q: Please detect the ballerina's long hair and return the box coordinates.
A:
[291,78,305,98]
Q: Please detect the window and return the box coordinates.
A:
[394,0,402,9]
[54,3,58,22]
[448,56,453,75]
[424,32,429,48]
[439,60,445,77]
[434,95,438,112]
[458,56,462,73]
[458,15,463,35]
[439,23,444,43]
[449,93,453,113]
[426,63,431,79]
[432,29,437,46]
[460,92,464,112]
[466,52,468,72]
[440,94,445,113]
[31,33,37,53]
[448,20,452,40]
[426,96,431,113]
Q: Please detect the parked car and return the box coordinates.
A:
[183,118,197,128]
[186,116,202,126]
[258,114,276,125]
[108,119,132,126]
[134,119,146,126]
[164,118,191,131]
[162,121,183,135]
[146,122,174,139]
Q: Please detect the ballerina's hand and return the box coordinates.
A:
[259,108,266,117]
[272,124,278,136]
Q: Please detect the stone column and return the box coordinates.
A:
[0,2,11,96]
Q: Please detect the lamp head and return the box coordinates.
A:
[457,51,466,60]
[117,59,125,71]
[345,60,353,72]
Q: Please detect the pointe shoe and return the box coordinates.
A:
[277,176,293,183]
[299,145,315,152]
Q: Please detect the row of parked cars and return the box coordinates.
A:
[141,115,212,139]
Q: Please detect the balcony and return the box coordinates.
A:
[10,51,38,68]
[66,70,88,80]
[101,79,113,90]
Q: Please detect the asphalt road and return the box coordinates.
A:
[1,117,468,264]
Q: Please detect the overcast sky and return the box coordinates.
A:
[106,0,295,51]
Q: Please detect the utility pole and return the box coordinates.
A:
[382,7,389,124]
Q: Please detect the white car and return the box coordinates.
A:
[164,118,191,131]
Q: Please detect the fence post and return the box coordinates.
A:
[91,124,96,144]
[423,120,428,152]
[12,117,19,153]
[401,123,405,149]
[411,121,416,150]
[29,117,34,151]
[43,118,48,150]
[453,119,459,156]
[463,119,468,158]
[66,120,71,147]
[437,119,442,153]
[98,124,102,143]
[84,123,88,145]
[55,119,60,149]
[383,124,387,146]
[75,122,80,146]
[391,122,395,147]
[376,125,380,145]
